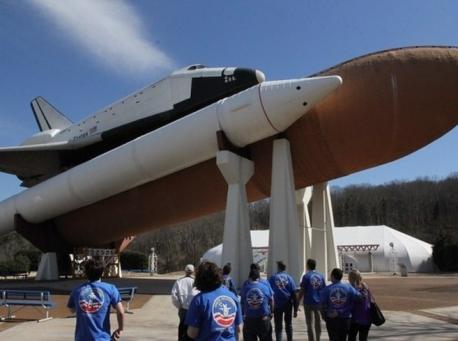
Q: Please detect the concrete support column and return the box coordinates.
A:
[36,252,58,281]
[324,184,339,272]
[296,187,313,275]
[268,139,301,283]
[310,183,339,278]
[217,150,254,289]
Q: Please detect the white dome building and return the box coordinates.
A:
[202,230,269,271]
[334,225,434,273]
[201,225,434,273]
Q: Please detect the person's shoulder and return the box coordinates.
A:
[176,276,188,283]
[260,282,272,294]
[343,282,357,292]
[96,281,115,288]
[96,281,119,293]
[182,276,194,283]
[190,290,204,303]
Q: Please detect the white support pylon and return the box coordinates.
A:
[268,139,301,283]
[324,184,339,272]
[310,183,339,278]
[35,252,58,281]
[296,187,313,272]
[217,150,254,290]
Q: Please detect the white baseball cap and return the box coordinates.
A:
[185,264,194,273]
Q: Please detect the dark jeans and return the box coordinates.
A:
[274,302,293,341]
[178,308,192,341]
[348,322,370,341]
[243,316,273,341]
[325,317,351,341]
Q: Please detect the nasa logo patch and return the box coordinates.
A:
[79,286,105,314]
[310,274,323,289]
[330,287,348,307]
[212,295,237,328]
[246,288,264,309]
[275,274,289,289]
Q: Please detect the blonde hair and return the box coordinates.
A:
[348,269,362,286]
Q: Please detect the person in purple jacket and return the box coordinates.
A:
[298,259,326,341]
[320,268,361,341]
[348,270,373,341]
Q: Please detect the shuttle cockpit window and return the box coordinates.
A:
[187,64,206,70]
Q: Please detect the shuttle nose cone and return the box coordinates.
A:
[259,76,342,132]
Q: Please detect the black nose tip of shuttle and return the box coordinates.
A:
[233,68,266,85]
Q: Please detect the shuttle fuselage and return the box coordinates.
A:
[7,65,265,186]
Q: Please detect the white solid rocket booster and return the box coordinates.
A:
[0,76,342,234]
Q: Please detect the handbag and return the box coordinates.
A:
[370,301,385,326]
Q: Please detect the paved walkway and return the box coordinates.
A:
[0,295,456,340]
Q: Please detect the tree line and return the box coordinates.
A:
[331,174,458,243]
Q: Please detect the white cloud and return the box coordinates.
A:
[30,0,173,75]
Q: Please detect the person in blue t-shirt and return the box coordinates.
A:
[186,261,243,341]
[320,268,361,341]
[241,267,274,341]
[298,258,326,341]
[268,261,298,341]
[222,263,238,296]
[67,259,125,341]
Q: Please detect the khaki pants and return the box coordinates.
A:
[304,304,321,341]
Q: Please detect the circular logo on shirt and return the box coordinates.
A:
[275,274,289,289]
[212,295,237,328]
[79,287,105,314]
[310,274,323,289]
[329,287,348,307]
[246,288,264,309]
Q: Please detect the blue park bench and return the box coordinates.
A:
[117,287,137,314]
[0,289,55,322]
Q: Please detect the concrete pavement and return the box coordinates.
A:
[0,294,457,340]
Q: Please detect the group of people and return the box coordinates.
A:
[299,260,374,341]
[172,259,376,341]
[65,257,374,341]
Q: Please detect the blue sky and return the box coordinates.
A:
[0,0,457,200]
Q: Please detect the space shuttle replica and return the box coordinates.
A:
[0,46,457,260]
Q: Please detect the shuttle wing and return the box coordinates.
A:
[0,142,70,187]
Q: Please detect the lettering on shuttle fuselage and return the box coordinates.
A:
[224,76,237,83]
[72,132,89,141]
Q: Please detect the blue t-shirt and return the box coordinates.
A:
[185,285,243,341]
[67,281,121,341]
[301,270,326,305]
[268,271,297,309]
[241,280,273,318]
[320,281,361,319]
